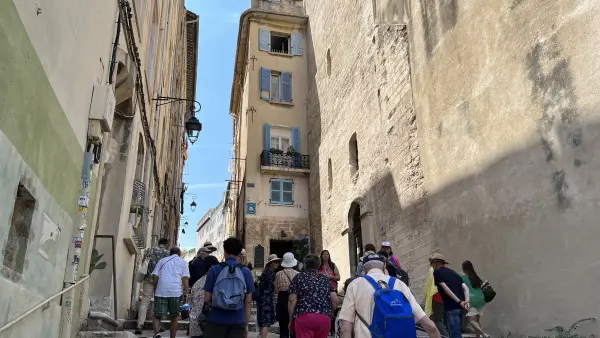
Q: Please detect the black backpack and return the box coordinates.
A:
[394,266,410,287]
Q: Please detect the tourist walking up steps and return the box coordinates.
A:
[288,254,339,338]
[203,237,255,338]
[461,261,489,338]
[136,238,170,335]
[430,254,470,338]
[275,252,299,338]
[380,241,401,267]
[151,247,190,338]
[355,244,376,277]
[339,253,440,338]
[189,255,220,338]
[424,266,449,337]
[318,250,341,336]
[258,254,282,338]
[189,247,211,288]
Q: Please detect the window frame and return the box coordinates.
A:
[270,179,294,205]
[270,32,291,55]
[270,72,281,101]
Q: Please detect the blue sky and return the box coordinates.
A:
[179,0,250,249]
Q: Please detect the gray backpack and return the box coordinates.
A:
[212,263,247,311]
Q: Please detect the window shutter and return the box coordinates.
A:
[259,28,270,51]
[291,33,303,56]
[264,123,271,150]
[292,127,300,152]
[281,72,292,103]
[260,68,271,101]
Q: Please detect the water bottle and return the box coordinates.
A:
[181,303,190,311]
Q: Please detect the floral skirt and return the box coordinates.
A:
[257,294,277,327]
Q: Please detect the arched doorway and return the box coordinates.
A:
[348,202,363,276]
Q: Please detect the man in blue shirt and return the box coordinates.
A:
[431,253,470,338]
[203,237,254,338]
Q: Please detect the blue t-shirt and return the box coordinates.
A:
[204,257,255,325]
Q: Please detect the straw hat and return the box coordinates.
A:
[429,253,449,264]
[203,241,217,252]
[281,252,298,268]
[266,254,282,265]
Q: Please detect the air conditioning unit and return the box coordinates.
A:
[89,84,116,132]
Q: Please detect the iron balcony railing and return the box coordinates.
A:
[131,179,146,208]
[260,150,310,170]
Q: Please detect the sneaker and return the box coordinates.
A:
[134,328,142,335]
[152,334,162,338]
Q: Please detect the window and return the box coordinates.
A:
[259,29,303,56]
[3,184,36,274]
[328,158,333,191]
[271,136,290,151]
[270,179,294,205]
[349,133,359,175]
[271,33,290,54]
[270,73,280,101]
[264,124,299,152]
[326,49,332,77]
[261,68,292,103]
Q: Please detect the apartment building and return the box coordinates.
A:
[0,0,198,336]
[228,0,310,272]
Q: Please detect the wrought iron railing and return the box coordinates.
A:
[260,150,310,170]
[131,179,146,208]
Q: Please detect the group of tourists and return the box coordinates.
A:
[136,237,494,338]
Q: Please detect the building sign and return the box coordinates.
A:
[246,183,255,188]
[246,202,256,215]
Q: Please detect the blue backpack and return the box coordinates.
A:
[212,263,247,311]
[357,275,417,338]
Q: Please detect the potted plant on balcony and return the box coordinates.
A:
[270,147,284,155]
[287,146,300,168]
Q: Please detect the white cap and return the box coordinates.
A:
[381,241,391,247]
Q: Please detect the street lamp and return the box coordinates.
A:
[190,200,197,212]
[152,96,203,144]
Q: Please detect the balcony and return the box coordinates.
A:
[125,179,146,254]
[260,150,310,175]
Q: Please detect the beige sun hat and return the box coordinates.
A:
[266,254,282,265]
[429,253,449,264]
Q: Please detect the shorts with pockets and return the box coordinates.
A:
[154,296,180,318]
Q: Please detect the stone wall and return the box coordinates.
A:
[407,0,600,334]
[304,0,434,291]
[250,0,305,16]
[245,217,309,269]
[305,0,600,335]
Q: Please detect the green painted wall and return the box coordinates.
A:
[0,1,99,337]
[0,0,82,214]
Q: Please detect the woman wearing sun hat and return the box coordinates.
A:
[275,252,299,338]
[258,254,282,338]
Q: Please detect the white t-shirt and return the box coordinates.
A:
[152,255,191,297]
[339,269,426,338]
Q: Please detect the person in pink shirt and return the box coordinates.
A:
[380,241,401,267]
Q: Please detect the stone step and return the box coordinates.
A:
[119,319,189,331]
[79,332,137,338]
[128,330,188,338]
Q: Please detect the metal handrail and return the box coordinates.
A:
[0,275,91,334]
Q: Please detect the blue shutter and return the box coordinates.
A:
[259,28,270,51]
[281,72,292,103]
[264,124,271,150]
[291,33,303,56]
[260,68,271,101]
[292,127,300,152]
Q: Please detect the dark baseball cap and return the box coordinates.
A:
[362,253,385,264]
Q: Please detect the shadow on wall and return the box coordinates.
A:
[408,117,600,335]
[305,22,324,253]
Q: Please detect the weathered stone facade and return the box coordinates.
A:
[305,0,432,287]
[304,0,600,335]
